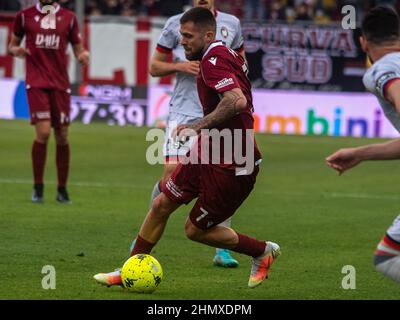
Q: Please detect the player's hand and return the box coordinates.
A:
[176,61,200,76]
[78,50,90,66]
[326,148,362,175]
[10,47,30,58]
[171,124,198,147]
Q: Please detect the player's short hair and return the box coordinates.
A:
[180,7,216,33]
[362,6,400,44]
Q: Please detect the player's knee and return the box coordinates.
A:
[36,130,51,143]
[185,220,203,241]
[151,194,174,218]
[54,129,69,145]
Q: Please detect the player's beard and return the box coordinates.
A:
[186,49,204,61]
[184,42,206,61]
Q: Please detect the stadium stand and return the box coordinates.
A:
[1,0,399,22]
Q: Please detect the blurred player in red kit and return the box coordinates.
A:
[94,7,280,288]
[8,0,89,203]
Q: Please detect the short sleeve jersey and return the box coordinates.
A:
[363,52,400,131]
[196,41,261,173]
[156,10,244,118]
[13,3,81,91]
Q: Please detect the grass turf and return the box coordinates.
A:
[1,119,400,300]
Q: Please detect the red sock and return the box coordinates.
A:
[232,233,267,258]
[130,235,155,257]
[56,144,70,188]
[32,140,47,185]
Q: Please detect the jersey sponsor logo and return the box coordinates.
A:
[376,72,397,95]
[35,34,60,49]
[208,57,217,66]
[215,77,234,90]
[221,26,229,39]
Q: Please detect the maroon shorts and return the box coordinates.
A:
[161,163,259,230]
[27,88,71,127]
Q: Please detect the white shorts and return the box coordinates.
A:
[163,112,201,158]
[387,215,400,242]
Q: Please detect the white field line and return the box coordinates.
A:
[0,178,399,201]
[0,178,146,189]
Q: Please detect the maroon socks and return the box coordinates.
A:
[32,140,47,185]
[232,233,267,258]
[32,141,70,189]
[130,235,156,257]
[56,144,70,188]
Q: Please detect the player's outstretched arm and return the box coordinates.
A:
[326,148,363,175]
[8,34,30,58]
[73,43,90,66]
[149,50,200,77]
[326,138,400,175]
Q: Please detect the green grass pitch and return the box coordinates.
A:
[1,119,399,300]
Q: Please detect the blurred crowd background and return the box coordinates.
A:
[1,0,400,23]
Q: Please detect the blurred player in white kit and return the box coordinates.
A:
[327,6,400,284]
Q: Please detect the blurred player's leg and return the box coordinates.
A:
[214,217,239,268]
[373,215,400,283]
[54,126,71,203]
[31,121,51,203]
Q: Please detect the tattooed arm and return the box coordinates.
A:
[174,88,247,140]
[193,88,247,131]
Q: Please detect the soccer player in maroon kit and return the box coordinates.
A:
[8,0,89,203]
[94,7,280,288]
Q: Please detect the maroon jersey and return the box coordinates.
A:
[13,3,81,90]
[196,41,262,173]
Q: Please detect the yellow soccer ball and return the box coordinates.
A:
[121,254,163,293]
